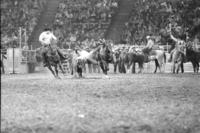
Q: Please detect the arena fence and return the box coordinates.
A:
[5,48,37,74]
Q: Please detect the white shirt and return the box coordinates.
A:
[146,39,154,49]
[39,31,57,46]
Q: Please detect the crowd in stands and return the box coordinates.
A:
[1,0,200,50]
[1,0,46,48]
[53,0,119,49]
[121,0,200,45]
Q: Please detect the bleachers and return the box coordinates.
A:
[121,0,200,45]
[53,0,119,44]
[1,0,46,48]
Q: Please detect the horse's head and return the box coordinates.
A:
[113,50,120,63]
[46,40,58,56]
[100,43,113,62]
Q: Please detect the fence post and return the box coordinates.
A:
[19,27,22,49]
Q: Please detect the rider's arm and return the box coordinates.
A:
[51,33,57,41]
[170,32,179,42]
[39,33,45,43]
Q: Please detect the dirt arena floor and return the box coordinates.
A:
[1,63,200,133]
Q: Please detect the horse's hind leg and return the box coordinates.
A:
[100,61,107,75]
[181,62,184,73]
[132,63,135,73]
[138,62,143,73]
[195,61,199,73]
[154,59,159,73]
[197,62,199,73]
[191,61,196,73]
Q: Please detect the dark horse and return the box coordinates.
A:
[97,43,113,75]
[36,41,66,79]
[185,42,200,73]
[126,51,146,73]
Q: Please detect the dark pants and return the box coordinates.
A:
[41,46,49,64]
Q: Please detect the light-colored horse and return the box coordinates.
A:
[147,49,166,73]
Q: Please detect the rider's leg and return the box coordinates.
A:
[42,47,48,67]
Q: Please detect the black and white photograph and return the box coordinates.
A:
[1,0,200,133]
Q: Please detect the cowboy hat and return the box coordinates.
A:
[146,36,151,40]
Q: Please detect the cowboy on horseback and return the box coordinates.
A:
[39,27,66,67]
[168,31,186,62]
[142,35,155,55]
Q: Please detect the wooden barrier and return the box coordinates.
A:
[5,48,36,74]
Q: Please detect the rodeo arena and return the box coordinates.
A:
[1,0,200,133]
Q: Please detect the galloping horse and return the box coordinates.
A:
[36,41,66,79]
[97,43,113,75]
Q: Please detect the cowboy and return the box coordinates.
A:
[142,35,155,54]
[168,32,186,62]
[39,27,66,66]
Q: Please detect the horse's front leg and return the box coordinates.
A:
[191,61,196,73]
[47,65,57,78]
[121,61,126,73]
[138,62,144,74]
[172,62,176,74]
[181,62,184,73]
[126,61,132,73]
[196,62,199,73]
[100,61,107,75]
[114,62,117,73]
[176,63,180,74]
[194,61,199,73]
[154,60,158,73]
[132,62,135,73]
[54,65,61,79]
[58,62,66,75]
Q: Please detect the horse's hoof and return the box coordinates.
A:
[104,75,110,79]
